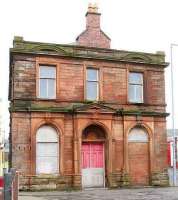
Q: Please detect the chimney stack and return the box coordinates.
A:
[86,3,100,30]
[76,3,111,49]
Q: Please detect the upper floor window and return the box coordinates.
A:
[86,68,99,101]
[39,66,56,99]
[129,72,143,103]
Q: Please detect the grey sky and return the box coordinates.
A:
[1,0,178,136]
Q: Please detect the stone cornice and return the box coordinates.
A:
[9,102,169,117]
[10,36,168,67]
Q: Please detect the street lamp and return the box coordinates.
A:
[170,43,178,186]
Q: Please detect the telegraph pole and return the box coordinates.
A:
[170,43,177,186]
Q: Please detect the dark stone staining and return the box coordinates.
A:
[13,60,36,99]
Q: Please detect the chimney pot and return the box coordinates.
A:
[88,3,98,13]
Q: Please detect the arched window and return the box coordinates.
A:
[36,125,59,174]
[128,127,148,142]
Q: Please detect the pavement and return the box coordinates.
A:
[19,187,178,200]
[168,168,178,186]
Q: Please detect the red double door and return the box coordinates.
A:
[82,143,105,187]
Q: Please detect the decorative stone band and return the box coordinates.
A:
[10,36,168,67]
[9,100,169,117]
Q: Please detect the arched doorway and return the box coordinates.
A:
[128,126,150,185]
[81,124,107,188]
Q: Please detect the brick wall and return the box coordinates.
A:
[11,55,166,111]
[10,110,169,189]
[103,67,127,103]
[64,117,73,174]
[147,71,165,105]
[12,55,36,99]
[128,142,149,185]
[59,63,84,101]
[154,118,168,172]
[11,113,31,174]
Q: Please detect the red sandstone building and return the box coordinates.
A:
[9,4,169,190]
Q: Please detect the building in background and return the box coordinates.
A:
[9,4,169,190]
[167,129,178,185]
[0,99,2,175]
[0,99,5,176]
[167,129,178,168]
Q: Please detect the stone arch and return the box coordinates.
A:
[82,125,106,140]
[36,126,58,142]
[33,120,63,139]
[128,127,148,142]
[126,122,153,141]
[80,121,111,139]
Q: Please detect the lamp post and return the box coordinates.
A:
[170,43,178,186]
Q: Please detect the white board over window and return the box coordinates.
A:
[36,126,59,174]
[128,127,148,142]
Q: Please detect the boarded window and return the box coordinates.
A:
[39,65,56,99]
[128,127,148,142]
[86,68,99,100]
[36,126,59,174]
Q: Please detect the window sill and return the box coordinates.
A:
[35,174,60,178]
[128,102,145,105]
[37,98,57,101]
